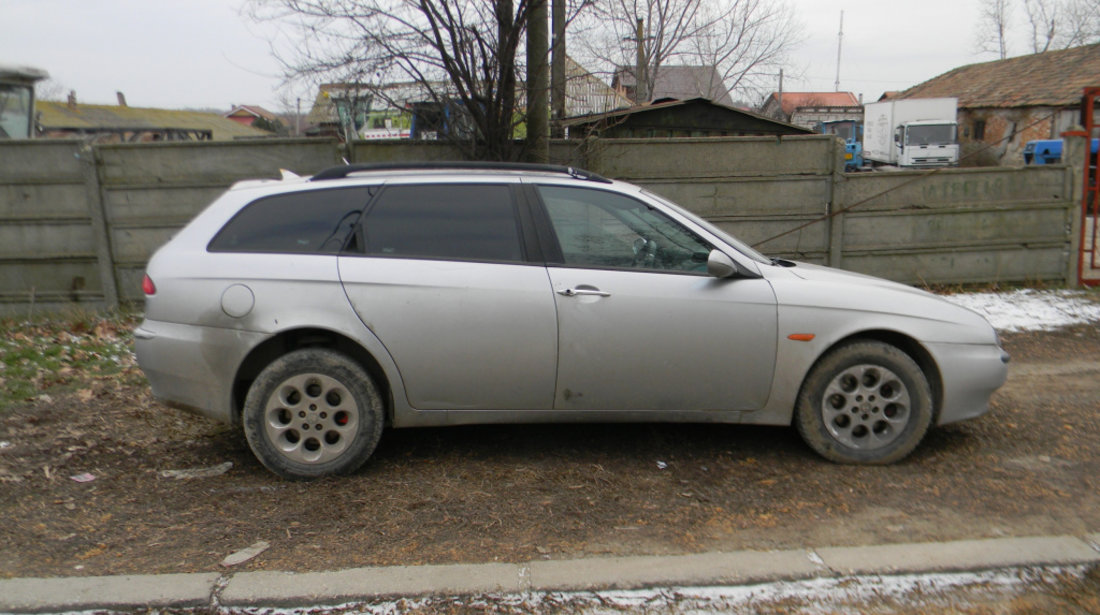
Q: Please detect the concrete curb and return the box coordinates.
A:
[3,534,1099,612]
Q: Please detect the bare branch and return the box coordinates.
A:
[974,0,1011,59]
[572,0,800,104]
[247,0,538,160]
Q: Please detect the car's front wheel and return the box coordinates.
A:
[795,341,933,464]
[242,348,384,479]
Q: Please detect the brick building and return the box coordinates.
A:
[899,43,1100,166]
[759,92,862,130]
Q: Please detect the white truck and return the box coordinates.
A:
[862,97,958,168]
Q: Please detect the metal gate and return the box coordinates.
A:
[1079,87,1100,287]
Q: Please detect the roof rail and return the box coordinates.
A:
[309,161,612,184]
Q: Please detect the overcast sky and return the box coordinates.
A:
[2,0,997,112]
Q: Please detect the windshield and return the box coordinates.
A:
[641,189,772,265]
[0,84,33,139]
[823,122,854,140]
[906,123,956,146]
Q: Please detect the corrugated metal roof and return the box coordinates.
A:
[900,43,1100,108]
[37,101,270,140]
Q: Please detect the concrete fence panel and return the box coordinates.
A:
[96,139,341,306]
[584,136,837,180]
[833,166,1073,284]
[0,136,1082,315]
[0,141,104,312]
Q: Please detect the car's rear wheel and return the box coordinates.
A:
[795,341,933,464]
[243,348,383,479]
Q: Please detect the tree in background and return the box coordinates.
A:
[251,115,289,136]
[248,0,539,161]
[572,0,801,104]
[975,0,1012,59]
[975,0,1100,58]
[1023,0,1100,52]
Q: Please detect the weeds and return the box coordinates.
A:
[0,312,144,412]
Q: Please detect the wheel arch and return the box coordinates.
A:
[231,328,393,426]
[799,329,944,424]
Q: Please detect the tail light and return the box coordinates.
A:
[142,274,157,295]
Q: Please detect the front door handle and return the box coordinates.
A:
[557,287,612,298]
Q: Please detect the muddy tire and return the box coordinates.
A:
[243,348,384,479]
[796,341,933,464]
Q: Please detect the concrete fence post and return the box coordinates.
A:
[1062,126,1086,287]
[78,145,120,310]
[826,136,846,269]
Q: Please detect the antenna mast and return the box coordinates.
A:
[834,10,844,92]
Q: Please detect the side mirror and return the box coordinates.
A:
[706,250,738,278]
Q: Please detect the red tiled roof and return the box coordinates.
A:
[766,92,860,115]
[900,43,1100,108]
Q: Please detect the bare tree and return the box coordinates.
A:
[573,0,801,104]
[975,0,1012,59]
[1024,0,1058,52]
[248,0,540,161]
[34,79,68,102]
[1054,0,1100,48]
[979,0,1100,58]
[688,0,801,97]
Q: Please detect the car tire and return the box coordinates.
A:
[242,348,384,479]
[795,341,933,464]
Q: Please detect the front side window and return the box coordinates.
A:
[208,187,371,254]
[361,184,522,262]
[537,185,712,273]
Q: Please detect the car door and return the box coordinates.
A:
[532,184,778,411]
[338,182,558,410]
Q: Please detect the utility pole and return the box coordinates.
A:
[527,0,550,161]
[550,0,566,137]
[634,18,648,103]
[777,69,783,119]
[834,10,844,92]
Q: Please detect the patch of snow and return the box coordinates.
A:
[205,566,1089,615]
[941,289,1100,332]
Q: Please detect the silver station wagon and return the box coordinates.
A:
[134,163,1009,479]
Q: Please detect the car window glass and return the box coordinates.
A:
[362,184,522,262]
[208,187,371,254]
[641,189,771,265]
[536,185,712,272]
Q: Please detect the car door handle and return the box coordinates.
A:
[558,287,611,297]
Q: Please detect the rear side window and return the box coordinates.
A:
[208,187,372,254]
[361,184,522,262]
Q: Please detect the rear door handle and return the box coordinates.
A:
[557,287,611,297]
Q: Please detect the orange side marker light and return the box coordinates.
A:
[787,333,815,342]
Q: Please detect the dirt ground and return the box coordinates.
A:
[1,325,1098,580]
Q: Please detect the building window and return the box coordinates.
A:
[973,120,986,141]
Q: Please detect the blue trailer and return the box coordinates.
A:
[1023,138,1100,164]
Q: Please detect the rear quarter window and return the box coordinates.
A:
[208,187,372,254]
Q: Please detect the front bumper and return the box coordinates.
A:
[926,341,1010,425]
